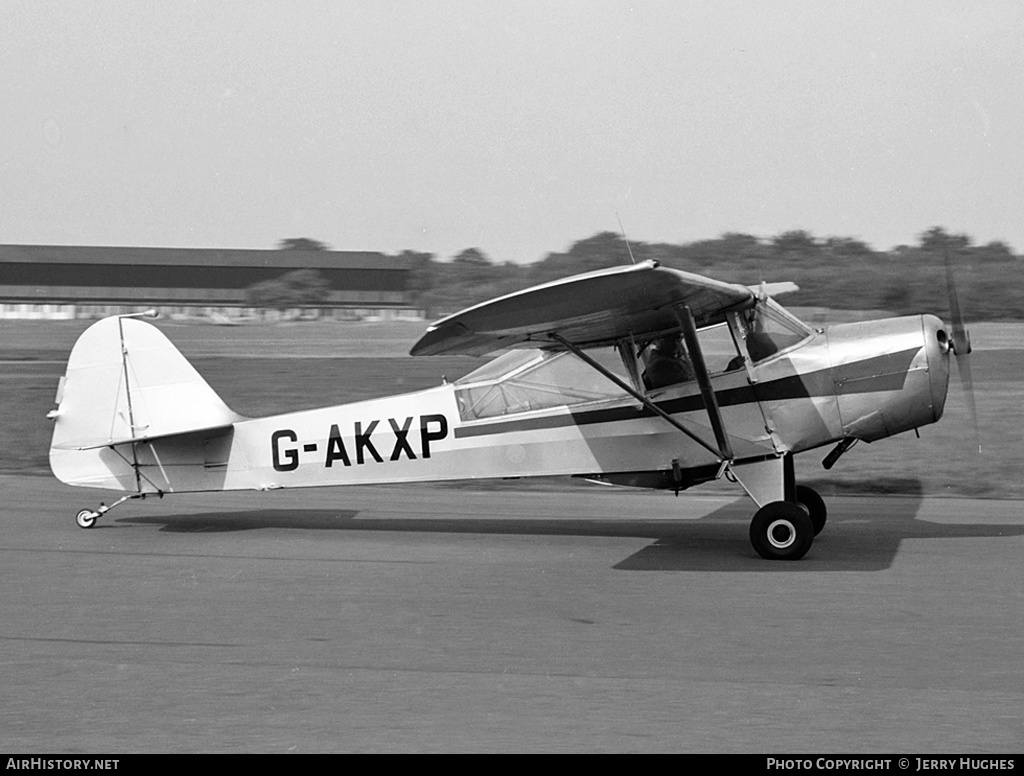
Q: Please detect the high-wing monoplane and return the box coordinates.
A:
[48,260,971,560]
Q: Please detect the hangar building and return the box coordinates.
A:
[0,245,419,320]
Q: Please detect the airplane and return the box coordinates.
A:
[47,259,972,560]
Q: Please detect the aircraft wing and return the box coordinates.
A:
[411,260,761,356]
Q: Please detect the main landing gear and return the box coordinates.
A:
[795,483,827,537]
[730,456,828,560]
[749,501,814,560]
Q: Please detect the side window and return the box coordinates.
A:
[639,324,744,391]
[695,322,745,375]
[454,349,628,421]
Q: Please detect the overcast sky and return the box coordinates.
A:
[3,1,1022,262]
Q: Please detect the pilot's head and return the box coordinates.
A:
[653,336,681,356]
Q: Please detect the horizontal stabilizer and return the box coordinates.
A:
[51,422,236,451]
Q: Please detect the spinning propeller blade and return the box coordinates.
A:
[945,254,971,358]
[944,252,980,453]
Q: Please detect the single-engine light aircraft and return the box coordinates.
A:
[48,260,972,560]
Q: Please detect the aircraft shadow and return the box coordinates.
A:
[117,479,1023,573]
[617,482,1024,572]
[613,497,915,572]
[120,510,362,533]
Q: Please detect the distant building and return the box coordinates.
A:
[0,245,422,320]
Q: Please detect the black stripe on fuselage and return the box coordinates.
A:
[453,346,922,439]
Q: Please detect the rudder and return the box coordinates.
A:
[49,315,242,490]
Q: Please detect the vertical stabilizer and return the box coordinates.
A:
[49,316,242,489]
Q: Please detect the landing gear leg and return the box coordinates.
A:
[730,454,822,560]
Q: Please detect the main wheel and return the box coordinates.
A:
[749,501,814,560]
[795,484,827,536]
[76,509,98,529]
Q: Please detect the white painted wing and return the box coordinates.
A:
[411,260,757,356]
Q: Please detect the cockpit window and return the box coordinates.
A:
[454,348,628,421]
[736,299,812,362]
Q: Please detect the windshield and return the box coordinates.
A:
[454,348,628,421]
[736,299,812,362]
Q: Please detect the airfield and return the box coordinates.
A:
[2,318,1022,752]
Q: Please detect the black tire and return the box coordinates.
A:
[749,501,814,560]
[795,484,827,536]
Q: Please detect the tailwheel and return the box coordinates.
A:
[750,501,814,560]
[76,509,99,529]
[795,484,827,536]
[72,493,148,529]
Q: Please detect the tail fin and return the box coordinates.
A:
[49,315,242,490]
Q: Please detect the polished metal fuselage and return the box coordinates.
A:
[750,313,950,455]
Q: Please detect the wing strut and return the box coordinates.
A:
[548,333,729,461]
[677,306,734,461]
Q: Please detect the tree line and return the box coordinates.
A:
[248,230,1024,320]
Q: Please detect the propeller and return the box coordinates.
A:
[944,251,980,453]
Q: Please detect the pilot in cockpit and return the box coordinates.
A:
[741,305,781,362]
[642,335,695,389]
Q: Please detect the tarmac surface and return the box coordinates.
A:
[1,474,1021,753]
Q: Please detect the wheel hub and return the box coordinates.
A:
[766,519,796,549]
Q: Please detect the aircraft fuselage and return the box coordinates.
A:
[50,313,950,497]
